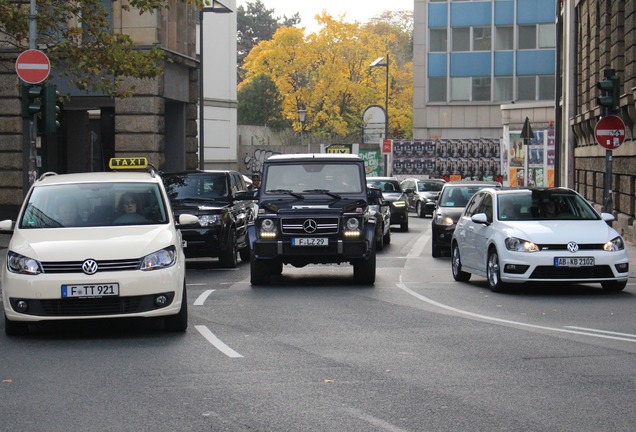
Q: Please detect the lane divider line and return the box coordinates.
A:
[194,325,243,358]
[193,289,215,306]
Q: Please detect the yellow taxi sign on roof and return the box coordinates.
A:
[109,157,149,170]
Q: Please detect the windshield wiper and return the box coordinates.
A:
[267,189,305,199]
[303,189,341,199]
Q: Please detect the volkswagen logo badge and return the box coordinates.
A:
[82,259,99,275]
[303,219,317,233]
[567,242,579,253]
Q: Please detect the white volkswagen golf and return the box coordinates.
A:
[1,159,197,335]
[451,187,629,293]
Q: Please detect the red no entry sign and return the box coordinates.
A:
[15,49,51,84]
[594,115,626,150]
[382,139,392,154]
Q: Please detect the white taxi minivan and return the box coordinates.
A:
[0,158,197,335]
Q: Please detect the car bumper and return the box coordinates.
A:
[497,249,630,284]
[180,226,225,258]
[253,238,371,265]
[2,264,185,322]
[389,207,408,224]
[432,224,456,250]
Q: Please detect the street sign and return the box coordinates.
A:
[594,115,626,150]
[382,139,392,154]
[15,49,51,84]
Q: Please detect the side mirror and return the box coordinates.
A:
[0,219,15,234]
[600,212,615,222]
[367,187,383,200]
[471,213,489,225]
[177,214,199,226]
[403,188,414,194]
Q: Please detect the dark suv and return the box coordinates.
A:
[248,154,378,285]
[161,170,254,267]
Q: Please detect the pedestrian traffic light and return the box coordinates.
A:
[21,83,44,119]
[42,84,61,134]
[597,69,620,115]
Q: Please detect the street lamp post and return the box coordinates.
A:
[370,54,389,175]
[298,109,308,153]
[198,1,233,170]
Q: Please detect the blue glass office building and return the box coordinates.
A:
[413,0,557,139]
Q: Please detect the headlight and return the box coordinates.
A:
[261,218,275,232]
[505,237,539,252]
[141,246,177,271]
[7,251,43,275]
[199,214,221,226]
[346,217,360,230]
[391,200,406,208]
[604,236,625,251]
[434,213,454,226]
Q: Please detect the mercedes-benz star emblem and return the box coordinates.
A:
[567,242,579,253]
[82,259,99,275]
[303,219,317,233]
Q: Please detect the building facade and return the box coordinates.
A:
[558,0,636,240]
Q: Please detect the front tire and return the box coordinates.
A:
[165,284,188,332]
[353,244,376,285]
[383,227,391,245]
[601,280,627,292]
[431,239,441,258]
[486,248,507,293]
[376,227,384,251]
[4,314,29,336]
[250,256,271,285]
[219,228,238,268]
[400,218,409,232]
[416,202,425,218]
[451,244,471,282]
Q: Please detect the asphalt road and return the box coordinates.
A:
[1,216,636,432]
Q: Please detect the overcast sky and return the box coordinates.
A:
[236,0,414,34]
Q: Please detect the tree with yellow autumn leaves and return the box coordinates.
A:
[239,11,413,142]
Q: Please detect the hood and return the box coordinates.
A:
[170,200,229,215]
[418,191,440,200]
[434,207,465,222]
[499,220,620,245]
[9,226,176,261]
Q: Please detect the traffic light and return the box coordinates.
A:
[21,83,44,119]
[597,68,620,115]
[42,84,61,134]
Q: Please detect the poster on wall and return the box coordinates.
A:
[360,149,381,177]
[391,139,503,183]
[506,129,555,187]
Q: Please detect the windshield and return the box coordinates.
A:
[439,185,487,207]
[264,163,363,194]
[417,181,444,192]
[20,183,168,228]
[163,173,228,200]
[367,179,401,193]
[497,190,600,221]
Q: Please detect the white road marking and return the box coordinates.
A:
[195,325,243,358]
[565,326,636,339]
[344,407,410,432]
[193,289,215,306]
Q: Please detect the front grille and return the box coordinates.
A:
[530,265,614,279]
[538,243,605,251]
[41,259,142,274]
[12,292,175,317]
[281,217,340,235]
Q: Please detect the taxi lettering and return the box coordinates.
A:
[109,157,148,169]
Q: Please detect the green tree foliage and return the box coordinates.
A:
[237,0,299,82]
[238,74,290,130]
[241,11,413,141]
[0,0,204,97]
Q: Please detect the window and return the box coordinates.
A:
[494,77,513,101]
[429,77,447,102]
[451,77,471,101]
[473,27,491,51]
[517,76,536,100]
[472,77,491,101]
[538,75,555,100]
[518,25,537,49]
[538,24,556,48]
[430,29,448,52]
[495,26,513,50]
[452,28,470,51]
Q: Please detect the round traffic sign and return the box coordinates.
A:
[594,115,626,150]
[15,49,51,84]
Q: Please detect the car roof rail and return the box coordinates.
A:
[38,171,58,181]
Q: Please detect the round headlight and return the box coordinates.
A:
[346,218,359,230]
[261,218,275,231]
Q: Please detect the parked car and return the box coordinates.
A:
[161,170,254,268]
[367,186,391,251]
[451,187,629,293]
[401,178,446,217]
[0,158,197,335]
[366,177,409,231]
[431,180,501,257]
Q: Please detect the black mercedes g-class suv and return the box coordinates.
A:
[161,170,254,268]
[247,154,378,285]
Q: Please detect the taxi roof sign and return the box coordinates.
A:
[109,157,149,170]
